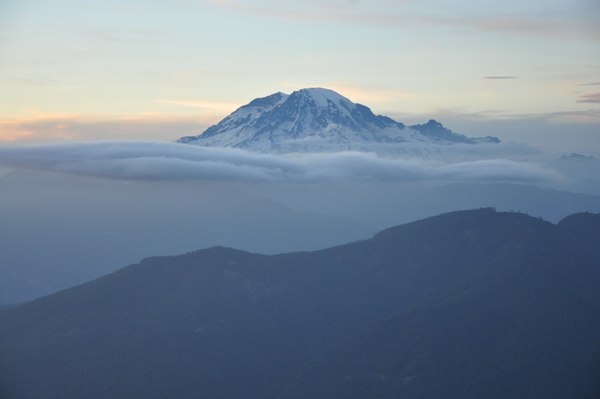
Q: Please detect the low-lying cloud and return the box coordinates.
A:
[0,141,561,183]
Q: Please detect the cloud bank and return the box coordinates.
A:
[0,141,561,183]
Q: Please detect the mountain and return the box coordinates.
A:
[277,263,600,399]
[548,153,600,195]
[4,169,600,305]
[177,88,499,154]
[0,170,374,304]
[550,153,600,181]
[278,214,600,399]
[1,209,599,399]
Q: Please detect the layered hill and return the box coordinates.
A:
[4,170,600,305]
[177,88,499,154]
[1,209,599,399]
[546,153,600,195]
[279,214,600,399]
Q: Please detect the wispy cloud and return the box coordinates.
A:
[156,99,243,111]
[577,93,600,104]
[0,115,215,144]
[202,0,596,39]
[579,82,600,86]
[9,77,60,87]
[483,76,517,80]
[388,108,600,125]
[542,109,600,124]
[0,141,560,183]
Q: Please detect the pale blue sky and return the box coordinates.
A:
[0,0,598,151]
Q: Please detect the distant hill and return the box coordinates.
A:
[1,209,599,399]
[4,170,600,305]
[177,88,499,154]
[0,170,374,303]
[550,153,600,183]
[278,213,600,399]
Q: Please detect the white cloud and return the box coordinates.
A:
[0,141,561,183]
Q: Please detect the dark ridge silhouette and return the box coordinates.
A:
[1,209,599,399]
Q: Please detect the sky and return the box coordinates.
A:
[0,0,599,152]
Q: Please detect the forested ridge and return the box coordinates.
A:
[1,209,599,399]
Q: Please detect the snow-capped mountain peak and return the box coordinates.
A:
[177,88,499,154]
[293,87,352,109]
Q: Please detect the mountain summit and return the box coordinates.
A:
[177,88,499,154]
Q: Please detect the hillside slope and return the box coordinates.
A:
[1,210,599,399]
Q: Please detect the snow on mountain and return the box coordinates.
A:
[177,88,500,155]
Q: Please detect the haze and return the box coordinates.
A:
[0,0,599,303]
